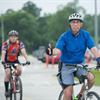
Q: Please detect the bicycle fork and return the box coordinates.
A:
[82,78,89,100]
[13,69,18,93]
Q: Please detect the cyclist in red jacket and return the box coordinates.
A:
[1,30,30,97]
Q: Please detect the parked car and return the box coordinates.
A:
[36,46,46,62]
[48,52,61,63]
[32,50,39,57]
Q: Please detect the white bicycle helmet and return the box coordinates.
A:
[68,13,83,22]
[8,30,18,36]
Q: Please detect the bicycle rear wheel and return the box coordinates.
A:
[86,91,100,100]
[15,77,22,100]
[58,90,73,100]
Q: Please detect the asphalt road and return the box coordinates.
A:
[0,56,100,100]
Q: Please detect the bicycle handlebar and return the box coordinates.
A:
[65,63,99,70]
[6,63,26,66]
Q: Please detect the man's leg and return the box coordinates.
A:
[78,72,95,94]
[63,85,73,100]
[17,65,22,75]
[4,68,11,96]
[58,63,75,100]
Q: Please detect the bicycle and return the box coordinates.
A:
[58,63,100,100]
[6,63,26,100]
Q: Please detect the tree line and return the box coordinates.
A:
[0,0,100,54]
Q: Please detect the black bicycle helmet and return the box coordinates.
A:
[68,13,83,22]
[8,30,18,36]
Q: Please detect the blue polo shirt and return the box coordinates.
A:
[56,29,95,64]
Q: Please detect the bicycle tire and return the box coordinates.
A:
[15,77,22,100]
[9,77,13,100]
[86,91,100,100]
[14,93,16,100]
[58,90,73,100]
[10,91,12,100]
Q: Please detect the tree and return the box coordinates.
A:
[67,0,86,15]
[6,9,14,14]
[0,11,40,53]
[22,1,42,18]
[46,7,77,44]
[82,14,94,37]
[45,0,87,45]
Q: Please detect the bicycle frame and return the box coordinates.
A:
[10,63,25,93]
[71,79,88,100]
[81,65,99,100]
[82,70,89,100]
[12,68,18,93]
[8,63,26,93]
[5,63,26,100]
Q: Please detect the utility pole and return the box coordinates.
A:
[1,11,4,44]
[94,0,98,48]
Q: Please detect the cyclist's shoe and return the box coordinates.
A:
[5,91,10,97]
[76,93,82,100]
[16,83,19,90]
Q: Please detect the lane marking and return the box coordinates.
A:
[22,97,32,100]
[0,89,4,93]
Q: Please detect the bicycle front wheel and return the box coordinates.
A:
[15,77,22,100]
[86,91,100,100]
[9,77,13,100]
[58,90,73,100]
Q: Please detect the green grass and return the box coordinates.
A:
[74,70,100,86]
[90,70,100,86]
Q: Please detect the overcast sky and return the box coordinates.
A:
[0,0,100,16]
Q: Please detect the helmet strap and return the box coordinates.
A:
[72,31,79,36]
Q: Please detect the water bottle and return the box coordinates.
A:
[73,97,78,100]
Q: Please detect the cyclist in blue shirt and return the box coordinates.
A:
[46,13,100,100]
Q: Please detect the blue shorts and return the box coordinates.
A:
[58,63,85,89]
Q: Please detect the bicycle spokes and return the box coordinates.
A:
[87,94,98,100]
[15,77,22,100]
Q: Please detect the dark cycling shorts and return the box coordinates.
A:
[4,60,20,69]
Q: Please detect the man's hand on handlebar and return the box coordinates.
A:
[1,61,7,66]
[26,61,30,66]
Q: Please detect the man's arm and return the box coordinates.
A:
[90,46,100,59]
[21,48,28,61]
[1,50,6,61]
[90,46,100,68]
[53,48,61,56]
